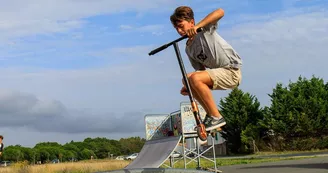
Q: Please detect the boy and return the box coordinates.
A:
[0,135,3,157]
[170,6,242,131]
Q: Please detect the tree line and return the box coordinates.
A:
[0,137,145,164]
[220,75,328,154]
[1,75,327,163]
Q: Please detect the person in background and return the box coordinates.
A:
[0,135,4,157]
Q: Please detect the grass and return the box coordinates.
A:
[162,155,323,169]
[0,159,130,173]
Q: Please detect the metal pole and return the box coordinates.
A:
[213,135,217,172]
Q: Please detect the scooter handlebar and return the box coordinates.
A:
[148,27,203,56]
[148,44,169,56]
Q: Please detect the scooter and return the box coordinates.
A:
[148,28,207,141]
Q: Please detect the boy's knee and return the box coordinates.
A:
[187,72,194,79]
[182,73,194,85]
[189,73,201,85]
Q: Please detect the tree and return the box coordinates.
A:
[219,88,265,154]
[39,148,50,163]
[1,147,21,161]
[119,137,145,155]
[80,148,95,160]
[268,76,328,139]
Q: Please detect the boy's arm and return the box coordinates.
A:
[195,8,224,29]
[186,8,224,37]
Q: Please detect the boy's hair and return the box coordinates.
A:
[0,135,3,140]
[170,6,194,27]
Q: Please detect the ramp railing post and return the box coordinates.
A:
[196,138,201,169]
[212,134,217,172]
[183,137,187,169]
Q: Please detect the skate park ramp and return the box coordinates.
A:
[99,168,212,173]
[124,136,181,169]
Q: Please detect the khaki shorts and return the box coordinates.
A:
[206,67,242,90]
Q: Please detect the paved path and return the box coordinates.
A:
[218,156,328,173]
[216,151,328,159]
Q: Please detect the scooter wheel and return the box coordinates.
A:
[196,124,207,141]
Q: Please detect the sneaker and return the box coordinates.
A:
[194,114,211,131]
[204,116,226,131]
[203,114,212,125]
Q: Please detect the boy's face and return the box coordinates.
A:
[174,19,194,36]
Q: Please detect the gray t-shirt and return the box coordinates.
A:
[185,22,242,71]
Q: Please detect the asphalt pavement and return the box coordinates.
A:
[216,151,328,159]
[217,155,328,173]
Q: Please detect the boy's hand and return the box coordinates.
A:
[180,86,189,96]
[186,26,200,38]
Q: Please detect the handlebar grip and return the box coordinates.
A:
[148,44,168,56]
[196,27,204,33]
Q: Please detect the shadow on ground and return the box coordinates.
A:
[240,163,328,170]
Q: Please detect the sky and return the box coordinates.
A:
[0,0,327,148]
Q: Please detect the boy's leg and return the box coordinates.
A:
[188,67,241,130]
[188,72,221,118]
[187,81,213,129]
[187,72,217,125]
[190,87,210,114]
[182,73,210,114]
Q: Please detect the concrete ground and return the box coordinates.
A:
[217,156,328,173]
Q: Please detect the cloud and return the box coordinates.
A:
[0,89,145,134]
[225,7,328,65]
[0,0,187,40]
[0,19,85,40]
[119,24,166,36]
[104,45,155,57]
[119,24,164,32]
[0,0,255,41]
[0,43,186,135]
